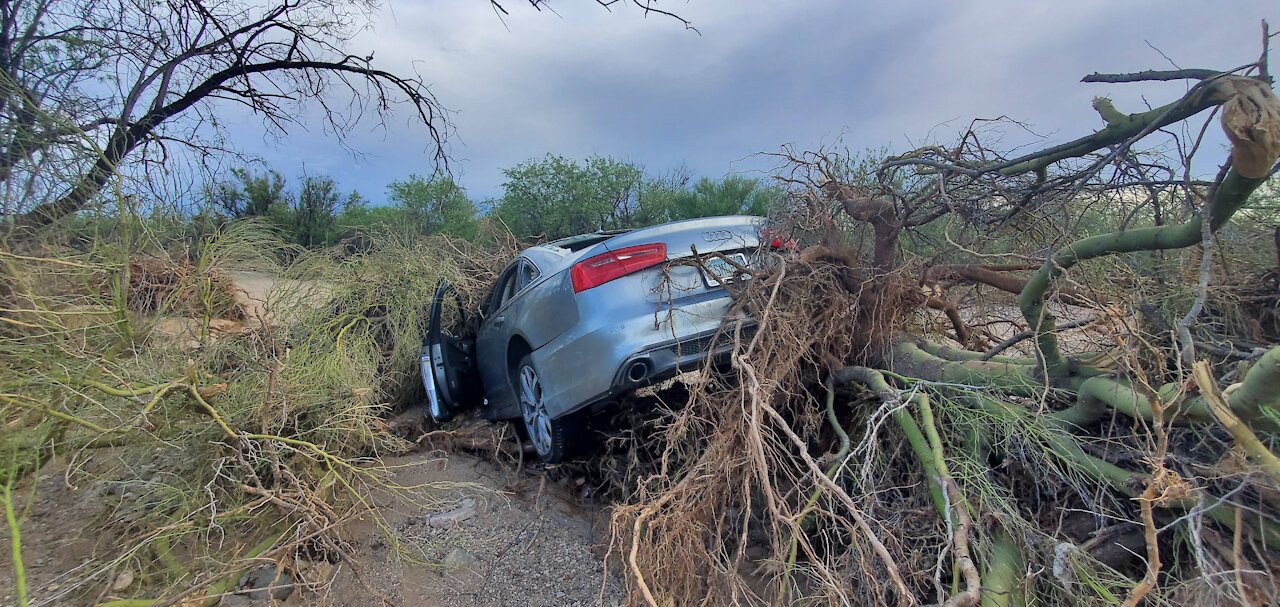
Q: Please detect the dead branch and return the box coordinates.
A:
[1082,68,1223,83]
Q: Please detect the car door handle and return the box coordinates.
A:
[493,315,506,326]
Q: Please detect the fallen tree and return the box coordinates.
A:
[611,36,1280,607]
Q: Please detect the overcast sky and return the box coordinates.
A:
[222,0,1279,204]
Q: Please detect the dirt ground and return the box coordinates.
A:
[319,452,625,607]
[0,447,625,607]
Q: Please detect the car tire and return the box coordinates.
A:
[515,354,580,463]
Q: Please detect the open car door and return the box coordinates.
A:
[421,282,480,422]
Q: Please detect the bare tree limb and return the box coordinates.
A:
[1082,68,1222,83]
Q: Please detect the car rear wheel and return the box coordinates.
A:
[516,355,579,463]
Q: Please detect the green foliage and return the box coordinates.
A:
[291,175,361,247]
[199,168,364,248]
[632,175,686,226]
[198,157,780,248]
[494,154,775,240]
[337,204,403,232]
[386,173,479,239]
[668,176,775,220]
[206,168,288,219]
[199,167,488,246]
[494,154,643,239]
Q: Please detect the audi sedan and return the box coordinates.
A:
[422,215,774,462]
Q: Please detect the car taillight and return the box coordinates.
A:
[571,243,668,293]
[760,227,798,251]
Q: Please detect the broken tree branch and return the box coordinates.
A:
[1082,68,1223,83]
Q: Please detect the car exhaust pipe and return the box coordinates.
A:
[625,359,652,384]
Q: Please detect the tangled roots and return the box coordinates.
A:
[609,244,930,605]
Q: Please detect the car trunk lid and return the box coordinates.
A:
[596,215,765,302]
[599,215,764,260]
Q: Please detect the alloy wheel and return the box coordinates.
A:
[518,364,552,456]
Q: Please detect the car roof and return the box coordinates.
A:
[520,246,570,274]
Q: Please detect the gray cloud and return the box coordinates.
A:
[220,0,1278,203]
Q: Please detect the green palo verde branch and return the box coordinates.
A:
[973,393,1280,552]
[995,72,1242,177]
[831,366,1020,607]
[778,380,948,605]
[776,383,850,606]
[888,332,1280,429]
[1019,166,1266,375]
[833,365,1280,604]
[1,376,194,439]
[1017,76,1280,377]
[889,334,1280,548]
[867,350,1280,548]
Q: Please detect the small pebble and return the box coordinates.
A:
[111,570,135,591]
[443,547,478,570]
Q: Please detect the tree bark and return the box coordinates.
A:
[820,182,901,272]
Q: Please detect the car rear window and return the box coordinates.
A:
[545,229,632,251]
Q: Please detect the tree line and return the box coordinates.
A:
[197,153,781,247]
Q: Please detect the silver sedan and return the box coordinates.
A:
[423,215,774,462]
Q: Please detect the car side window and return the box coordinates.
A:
[479,283,496,318]
[500,268,520,304]
[485,259,540,317]
[486,263,519,315]
[516,260,539,292]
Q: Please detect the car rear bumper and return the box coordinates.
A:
[609,321,756,390]
[570,322,754,418]
[529,293,752,419]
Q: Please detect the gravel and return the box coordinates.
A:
[319,453,628,607]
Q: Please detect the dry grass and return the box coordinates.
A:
[0,219,516,605]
